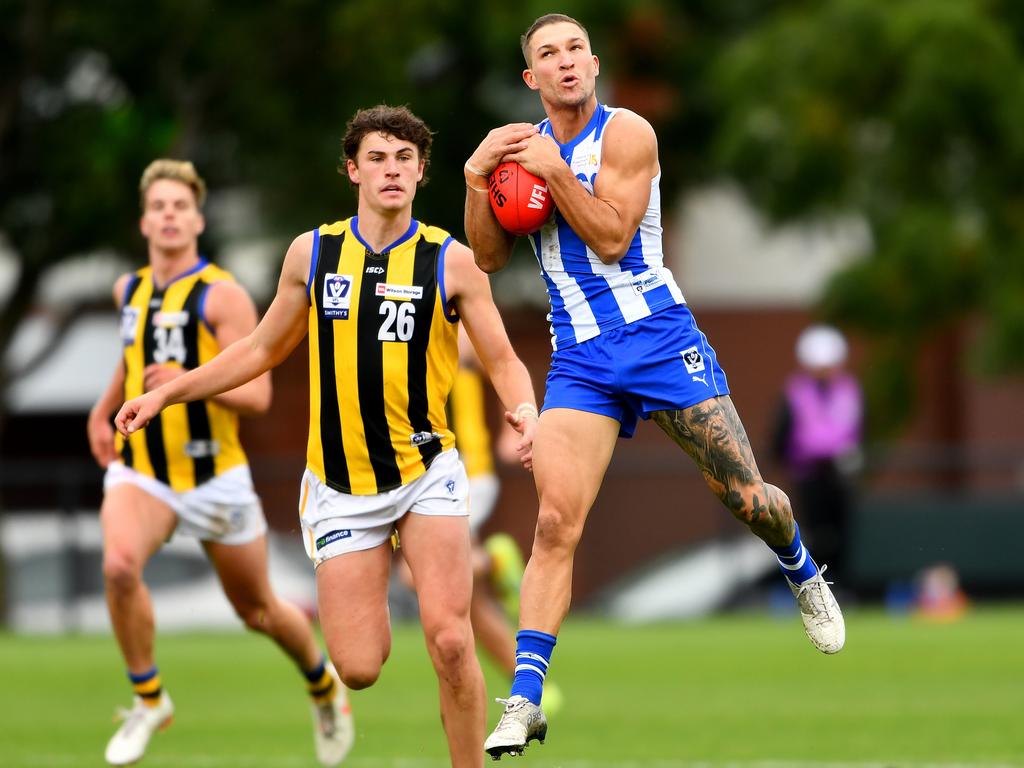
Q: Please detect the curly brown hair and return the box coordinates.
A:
[341,105,434,187]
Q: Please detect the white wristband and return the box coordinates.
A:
[514,403,539,422]
[465,161,489,177]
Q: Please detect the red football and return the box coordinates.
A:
[487,161,553,236]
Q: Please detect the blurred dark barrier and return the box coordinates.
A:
[850,493,1024,590]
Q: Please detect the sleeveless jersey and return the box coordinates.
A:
[306,217,460,495]
[116,260,248,491]
[447,366,494,479]
[530,103,685,350]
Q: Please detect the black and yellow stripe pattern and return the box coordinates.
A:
[307,218,459,495]
[115,261,247,491]
[447,366,494,479]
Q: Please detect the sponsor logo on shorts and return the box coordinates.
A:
[692,374,708,386]
[680,346,705,374]
[315,529,352,550]
[322,273,353,319]
[446,479,456,495]
[410,431,441,446]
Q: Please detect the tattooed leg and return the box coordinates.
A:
[652,396,795,548]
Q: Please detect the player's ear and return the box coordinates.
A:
[195,212,206,237]
[417,159,425,183]
[523,68,539,91]
[346,158,359,185]
[593,55,600,76]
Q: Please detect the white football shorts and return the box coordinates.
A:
[299,447,469,567]
[467,473,500,535]
[104,461,267,545]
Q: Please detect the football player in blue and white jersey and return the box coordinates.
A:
[464,13,846,759]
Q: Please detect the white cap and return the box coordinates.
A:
[796,324,848,369]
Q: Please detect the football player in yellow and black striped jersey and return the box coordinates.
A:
[87,159,352,767]
[115,106,539,767]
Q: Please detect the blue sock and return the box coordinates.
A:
[770,523,819,586]
[510,629,556,705]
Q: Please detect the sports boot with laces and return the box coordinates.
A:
[789,564,845,654]
[484,695,547,759]
[310,663,354,766]
[105,693,174,765]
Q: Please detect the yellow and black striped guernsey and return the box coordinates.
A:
[447,366,494,480]
[307,217,460,495]
[116,260,247,491]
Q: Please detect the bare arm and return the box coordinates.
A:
[87,358,126,468]
[116,232,315,435]
[201,280,272,415]
[508,110,658,264]
[86,274,133,467]
[464,123,537,273]
[446,241,538,468]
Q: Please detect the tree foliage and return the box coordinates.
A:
[711,0,1024,430]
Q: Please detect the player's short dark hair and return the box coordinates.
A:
[520,13,591,66]
[340,105,433,186]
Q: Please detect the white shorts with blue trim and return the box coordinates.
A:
[104,461,267,545]
[298,447,469,567]
[542,304,730,437]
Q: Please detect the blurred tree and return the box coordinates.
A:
[711,0,1024,433]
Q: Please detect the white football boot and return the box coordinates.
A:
[789,564,846,654]
[105,693,174,765]
[310,663,354,766]
[484,695,547,759]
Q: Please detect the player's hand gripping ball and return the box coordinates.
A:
[487,162,553,236]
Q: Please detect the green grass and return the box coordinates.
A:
[1,607,1022,766]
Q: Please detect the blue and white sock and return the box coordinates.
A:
[770,523,819,586]
[509,629,556,705]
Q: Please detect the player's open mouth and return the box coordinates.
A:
[381,185,403,193]
[560,75,579,86]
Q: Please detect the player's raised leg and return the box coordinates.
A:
[204,536,354,765]
[400,512,486,768]
[100,483,178,766]
[485,408,618,758]
[652,396,844,653]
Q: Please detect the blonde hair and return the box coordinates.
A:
[139,159,207,209]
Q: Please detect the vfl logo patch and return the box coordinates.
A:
[680,347,706,374]
[315,529,352,550]
[376,283,423,301]
[120,306,140,345]
[322,273,353,319]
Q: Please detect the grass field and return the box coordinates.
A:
[1,606,1022,767]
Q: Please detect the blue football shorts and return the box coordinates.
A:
[543,304,730,437]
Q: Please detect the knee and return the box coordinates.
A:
[335,658,383,690]
[533,506,583,555]
[235,601,273,634]
[425,623,473,674]
[102,549,143,593]
[325,641,388,691]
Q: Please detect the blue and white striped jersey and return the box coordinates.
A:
[527,104,685,350]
